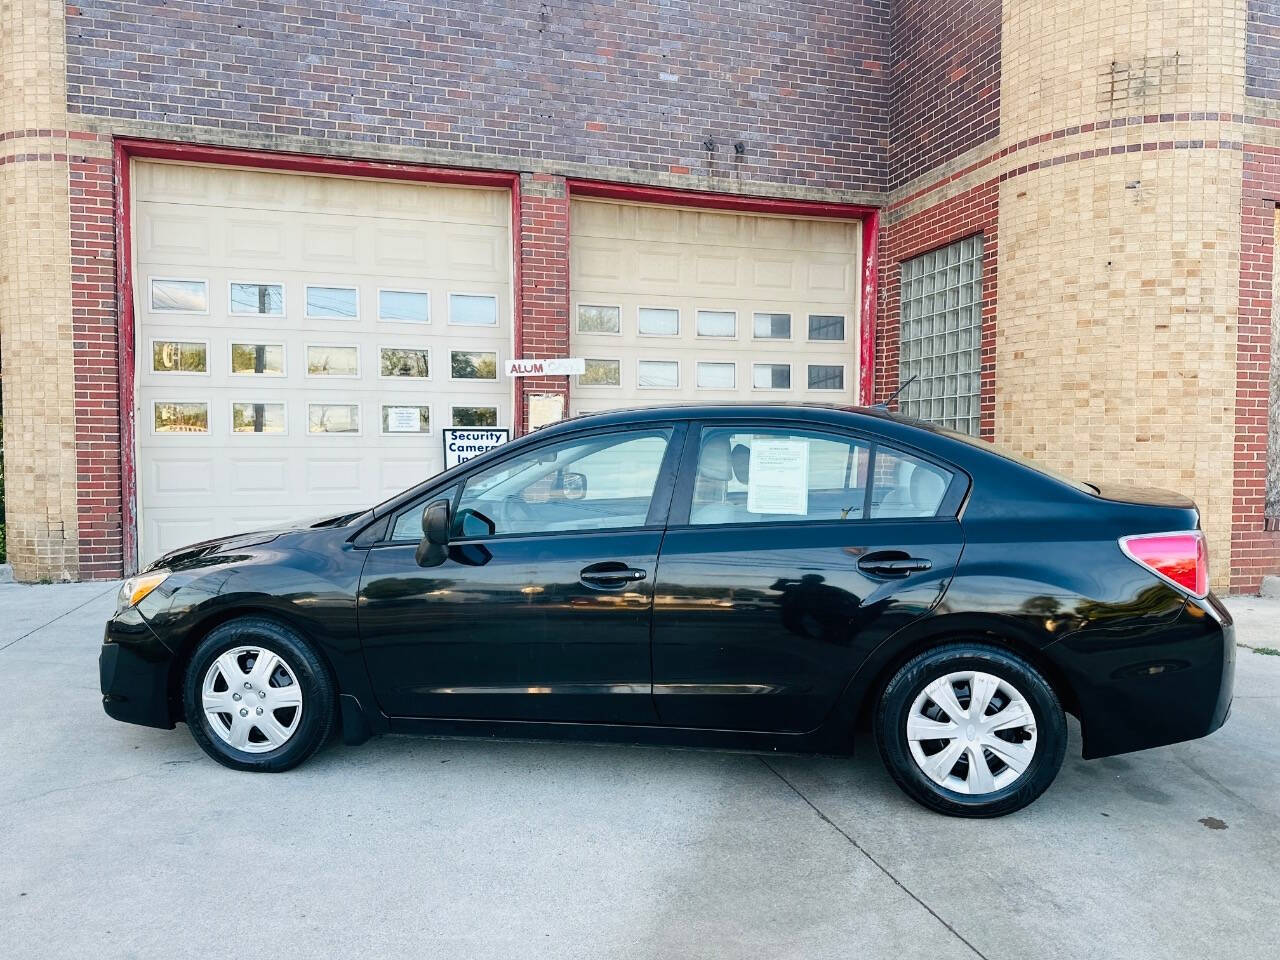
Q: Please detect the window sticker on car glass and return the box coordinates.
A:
[746,438,809,515]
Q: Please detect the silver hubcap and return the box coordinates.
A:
[201,646,303,753]
[906,670,1038,796]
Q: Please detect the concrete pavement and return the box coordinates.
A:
[1,581,1277,959]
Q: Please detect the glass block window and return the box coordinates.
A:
[899,235,983,435]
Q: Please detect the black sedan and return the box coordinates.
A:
[100,404,1233,817]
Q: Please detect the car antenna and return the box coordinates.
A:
[872,374,918,412]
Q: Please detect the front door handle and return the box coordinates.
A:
[857,552,933,577]
[580,562,648,589]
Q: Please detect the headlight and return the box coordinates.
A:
[116,571,170,614]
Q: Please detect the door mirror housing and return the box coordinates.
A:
[415,498,451,567]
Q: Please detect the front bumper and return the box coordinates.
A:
[100,606,177,729]
[1047,593,1235,760]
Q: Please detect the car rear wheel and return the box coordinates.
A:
[183,618,335,772]
[875,643,1066,817]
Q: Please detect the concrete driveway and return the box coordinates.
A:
[1,582,1277,960]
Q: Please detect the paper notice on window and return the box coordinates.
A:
[747,439,810,515]
[385,407,421,433]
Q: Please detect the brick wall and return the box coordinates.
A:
[515,173,571,434]
[65,0,889,193]
[888,0,1000,189]
[876,181,999,438]
[1233,145,1280,592]
[1247,0,1280,100]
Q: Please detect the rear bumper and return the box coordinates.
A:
[1046,593,1234,760]
[100,607,177,730]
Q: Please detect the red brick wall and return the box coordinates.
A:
[889,0,1000,188]
[876,181,999,439]
[514,174,571,435]
[70,145,124,579]
[1231,146,1280,593]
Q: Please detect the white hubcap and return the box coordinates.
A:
[906,670,1038,795]
[201,646,303,753]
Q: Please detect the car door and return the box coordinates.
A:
[650,421,966,733]
[358,422,685,723]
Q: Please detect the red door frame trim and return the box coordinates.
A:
[565,178,880,405]
[113,137,521,573]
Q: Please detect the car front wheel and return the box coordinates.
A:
[875,643,1066,817]
[183,617,335,772]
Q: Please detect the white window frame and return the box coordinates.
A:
[637,306,681,338]
[575,302,623,336]
[450,404,501,428]
[229,399,289,437]
[447,291,500,328]
[751,312,793,342]
[150,398,211,436]
[306,401,363,437]
[637,359,680,390]
[305,284,360,321]
[806,313,848,344]
[380,403,433,436]
[147,337,211,377]
[448,349,500,383]
[377,345,432,381]
[147,277,209,316]
[376,287,431,325]
[578,357,623,389]
[751,362,792,392]
[227,279,287,318]
[696,361,737,390]
[229,341,288,378]
[805,362,848,392]
[695,309,738,340]
[304,343,362,380]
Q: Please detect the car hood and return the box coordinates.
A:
[146,511,366,572]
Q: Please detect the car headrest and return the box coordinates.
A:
[910,465,947,512]
[730,443,751,484]
[697,434,733,482]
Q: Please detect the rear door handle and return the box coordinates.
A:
[580,562,648,589]
[856,554,933,577]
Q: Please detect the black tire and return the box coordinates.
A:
[183,617,336,772]
[874,643,1066,818]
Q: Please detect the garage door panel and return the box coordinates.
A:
[134,160,512,565]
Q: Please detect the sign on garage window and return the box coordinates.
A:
[383,405,431,434]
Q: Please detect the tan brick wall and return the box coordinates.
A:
[0,0,80,580]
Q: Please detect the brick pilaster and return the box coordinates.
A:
[515,173,571,434]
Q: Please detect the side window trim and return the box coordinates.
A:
[667,419,968,529]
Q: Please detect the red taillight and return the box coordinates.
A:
[1119,531,1208,598]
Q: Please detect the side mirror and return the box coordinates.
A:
[415,499,451,567]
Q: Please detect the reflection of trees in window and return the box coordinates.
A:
[308,404,358,433]
[381,349,429,378]
[231,343,283,375]
[152,341,207,373]
[581,359,619,386]
[453,407,498,427]
[451,351,497,380]
[307,347,358,376]
[233,403,284,433]
[154,402,208,432]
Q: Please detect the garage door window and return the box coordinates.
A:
[453,406,499,427]
[382,405,431,434]
[151,339,208,374]
[696,310,737,338]
[807,365,845,391]
[638,307,679,337]
[638,360,679,389]
[306,285,358,320]
[577,304,621,334]
[149,278,207,314]
[753,313,791,340]
[230,343,285,376]
[232,402,286,434]
[449,293,499,327]
[380,347,430,379]
[308,403,360,435]
[306,345,360,377]
[582,359,621,386]
[154,401,209,434]
[451,350,498,381]
[753,363,791,390]
[808,314,845,342]
[230,282,284,316]
[378,289,429,324]
[697,362,736,390]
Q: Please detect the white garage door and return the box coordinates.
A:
[132,161,512,564]
[569,199,860,415]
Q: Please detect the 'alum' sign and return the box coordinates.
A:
[503,357,586,377]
